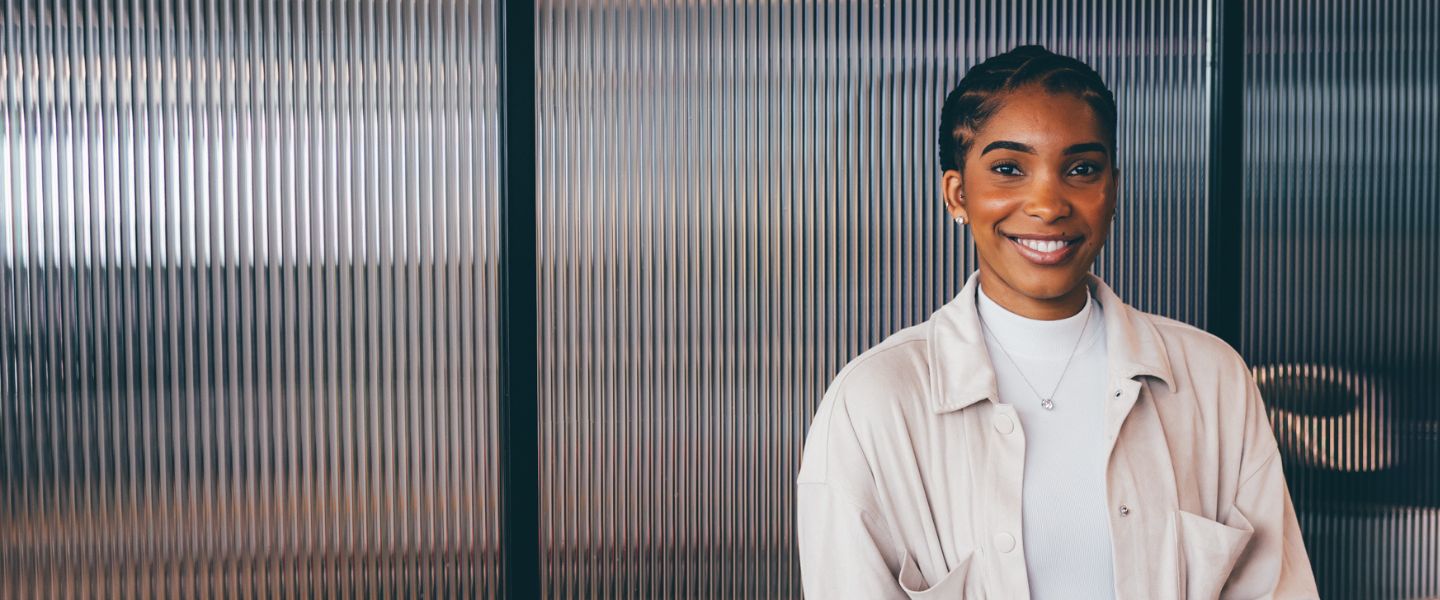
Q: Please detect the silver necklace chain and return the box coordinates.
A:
[979,295,1093,411]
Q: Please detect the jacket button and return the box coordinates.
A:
[993,532,1016,553]
[992,413,1014,434]
[1118,504,1130,516]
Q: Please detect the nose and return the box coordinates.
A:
[1022,175,1072,222]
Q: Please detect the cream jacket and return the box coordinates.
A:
[796,270,1319,599]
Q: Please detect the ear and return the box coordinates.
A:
[941,169,967,220]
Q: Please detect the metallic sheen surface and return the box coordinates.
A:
[535,0,1209,597]
[4,0,1437,598]
[1243,1,1440,597]
[2,1,504,596]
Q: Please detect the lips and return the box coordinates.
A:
[1006,234,1082,266]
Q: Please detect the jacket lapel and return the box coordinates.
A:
[926,270,998,415]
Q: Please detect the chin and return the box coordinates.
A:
[1008,269,1084,299]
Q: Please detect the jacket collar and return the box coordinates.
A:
[926,270,1176,414]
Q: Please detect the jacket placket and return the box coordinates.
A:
[979,401,1032,598]
[1103,376,1183,599]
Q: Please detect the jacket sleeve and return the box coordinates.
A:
[795,382,909,599]
[1220,369,1321,599]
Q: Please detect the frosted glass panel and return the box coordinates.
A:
[534,1,1212,595]
[1243,1,1440,597]
[1,2,504,596]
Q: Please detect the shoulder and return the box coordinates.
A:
[818,319,942,436]
[828,321,934,405]
[1134,311,1263,430]
[1145,312,1253,376]
[796,321,933,486]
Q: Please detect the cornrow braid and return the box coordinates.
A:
[937,45,1118,173]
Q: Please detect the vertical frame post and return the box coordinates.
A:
[497,0,539,597]
[1208,0,1246,346]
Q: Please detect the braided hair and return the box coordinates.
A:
[937,45,1118,173]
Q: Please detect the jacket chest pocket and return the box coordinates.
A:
[1171,508,1255,599]
[898,548,976,598]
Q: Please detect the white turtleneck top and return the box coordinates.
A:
[975,280,1117,599]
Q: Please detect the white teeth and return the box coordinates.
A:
[1015,237,1067,253]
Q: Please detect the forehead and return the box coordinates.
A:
[972,89,1109,151]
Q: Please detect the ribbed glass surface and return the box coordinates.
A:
[1,1,504,597]
[9,1,1436,598]
[1243,1,1440,597]
[535,1,1211,596]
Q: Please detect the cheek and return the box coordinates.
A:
[1075,187,1115,219]
[979,230,1018,256]
[960,185,1016,216]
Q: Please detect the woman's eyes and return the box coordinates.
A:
[991,162,1023,176]
[989,161,1101,177]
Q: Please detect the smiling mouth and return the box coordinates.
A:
[1006,235,1082,265]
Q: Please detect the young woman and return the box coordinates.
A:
[795,46,1318,599]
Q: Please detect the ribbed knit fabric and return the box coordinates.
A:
[976,279,1117,599]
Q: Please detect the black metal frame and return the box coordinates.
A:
[1208,0,1245,347]
[498,0,539,597]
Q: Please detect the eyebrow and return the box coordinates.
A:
[980,140,1110,156]
[1063,142,1109,156]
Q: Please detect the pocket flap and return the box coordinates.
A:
[1174,507,1256,599]
[898,548,974,598]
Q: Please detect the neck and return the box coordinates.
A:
[976,270,1089,320]
[977,278,1102,359]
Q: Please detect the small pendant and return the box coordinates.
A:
[1040,398,1054,410]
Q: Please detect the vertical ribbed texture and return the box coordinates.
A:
[11,1,1435,598]
[534,1,1210,596]
[1243,0,1440,597]
[1,1,503,597]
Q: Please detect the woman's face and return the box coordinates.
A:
[941,87,1118,319]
